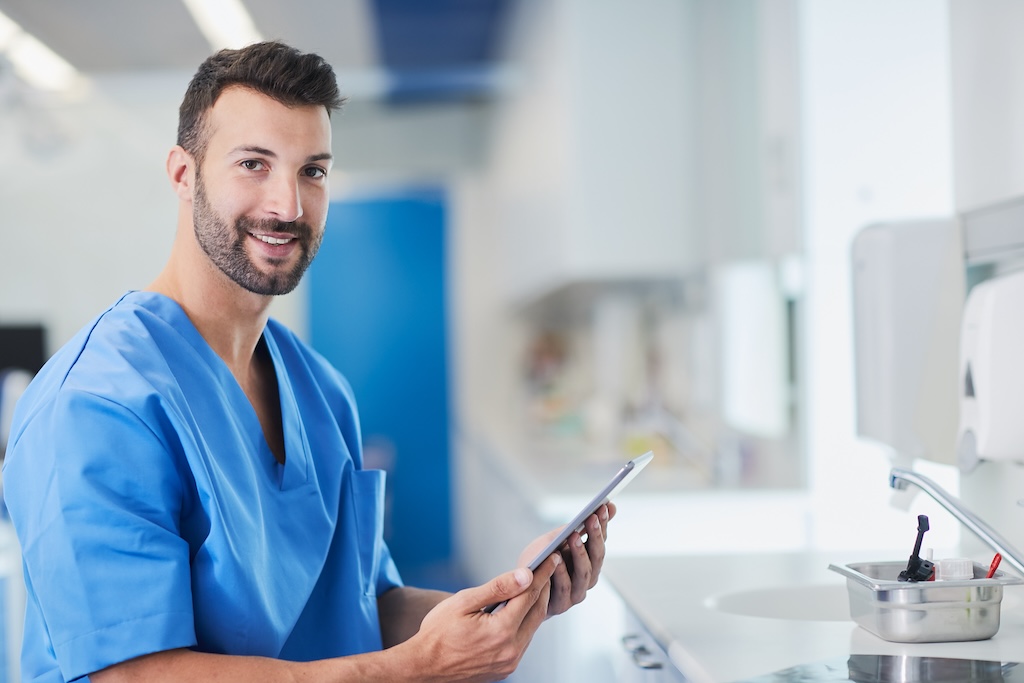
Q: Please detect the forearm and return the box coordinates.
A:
[90,645,425,683]
[377,585,452,647]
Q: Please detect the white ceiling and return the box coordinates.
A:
[0,0,379,74]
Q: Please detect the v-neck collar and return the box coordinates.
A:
[125,290,311,491]
[261,327,311,490]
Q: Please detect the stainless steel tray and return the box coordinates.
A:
[827,560,1023,643]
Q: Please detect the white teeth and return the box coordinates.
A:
[254,234,292,245]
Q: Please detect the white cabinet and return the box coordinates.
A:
[482,0,802,306]
[692,0,802,263]
[617,606,689,683]
[509,581,688,683]
[484,0,699,306]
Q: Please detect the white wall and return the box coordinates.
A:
[800,0,960,551]
[949,0,1024,211]
[0,78,178,351]
[0,73,316,350]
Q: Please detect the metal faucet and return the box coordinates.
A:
[889,467,1024,576]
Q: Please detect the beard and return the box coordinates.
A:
[192,170,324,296]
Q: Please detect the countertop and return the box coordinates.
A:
[466,437,1020,680]
[602,551,1024,682]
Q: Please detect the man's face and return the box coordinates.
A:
[190,86,333,296]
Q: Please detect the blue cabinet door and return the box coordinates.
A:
[308,189,452,582]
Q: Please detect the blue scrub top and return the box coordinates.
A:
[2,291,403,682]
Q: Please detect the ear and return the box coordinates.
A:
[166,145,194,202]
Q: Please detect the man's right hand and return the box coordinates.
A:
[394,552,561,682]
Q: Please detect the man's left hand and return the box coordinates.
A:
[517,502,616,617]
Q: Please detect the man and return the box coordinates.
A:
[2,42,613,682]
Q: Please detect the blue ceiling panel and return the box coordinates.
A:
[370,0,514,102]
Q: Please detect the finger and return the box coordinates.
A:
[465,567,533,614]
[547,550,574,616]
[568,528,594,601]
[598,503,613,541]
[523,574,552,632]
[530,549,560,584]
[523,555,558,627]
[583,513,606,589]
[497,551,561,619]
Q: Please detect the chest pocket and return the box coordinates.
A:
[347,468,387,597]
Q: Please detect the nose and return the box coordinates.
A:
[266,174,303,223]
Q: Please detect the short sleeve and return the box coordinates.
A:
[4,389,197,680]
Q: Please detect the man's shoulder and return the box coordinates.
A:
[20,293,199,414]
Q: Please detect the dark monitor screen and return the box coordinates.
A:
[0,324,46,375]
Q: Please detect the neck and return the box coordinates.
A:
[147,230,273,375]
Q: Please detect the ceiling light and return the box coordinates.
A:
[0,9,81,92]
[182,0,263,51]
[0,11,19,50]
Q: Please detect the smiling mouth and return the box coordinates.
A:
[251,233,295,246]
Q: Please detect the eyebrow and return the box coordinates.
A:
[230,145,333,164]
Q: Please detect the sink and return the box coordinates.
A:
[705,583,851,621]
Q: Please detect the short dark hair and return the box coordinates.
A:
[177,41,345,162]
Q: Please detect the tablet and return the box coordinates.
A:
[483,450,654,613]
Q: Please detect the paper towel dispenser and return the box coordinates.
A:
[957,270,1024,468]
[851,218,965,464]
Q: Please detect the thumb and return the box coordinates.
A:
[463,568,533,614]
